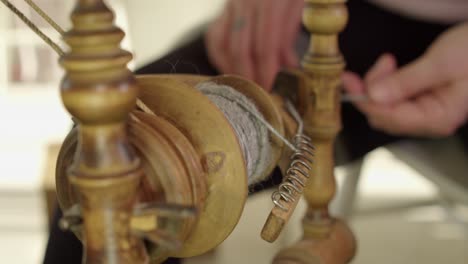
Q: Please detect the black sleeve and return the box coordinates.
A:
[42,209,82,264]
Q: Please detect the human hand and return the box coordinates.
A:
[205,0,304,91]
[342,22,468,137]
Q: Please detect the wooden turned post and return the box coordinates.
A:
[273,1,356,263]
[301,0,347,238]
[60,1,148,263]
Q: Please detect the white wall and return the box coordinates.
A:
[123,0,226,67]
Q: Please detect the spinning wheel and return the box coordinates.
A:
[1,0,356,263]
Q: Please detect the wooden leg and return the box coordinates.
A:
[273,220,356,264]
[273,1,356,263]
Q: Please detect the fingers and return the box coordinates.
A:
[425,79,468,136]
[342,54,396,101]
[254,0,291,90]
[207,0,303,91]
[368,54,446,104]
[280,0,304,68]
[364,100,432,136]
[206,0,255,77]
[342,55,468,137]
[342,71,365,93]
[365,53,397,84]
[229,0,256,80]
[342,71,379,116]
[205,2,233,73]
[353,24,468,136]
[355,80,468,137]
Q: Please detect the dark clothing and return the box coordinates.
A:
[43,1,467,263]
[43,209,82,263]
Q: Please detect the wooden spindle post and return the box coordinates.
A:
[273,1,356,263]
[60,1,148,263]
[301,0,347,238]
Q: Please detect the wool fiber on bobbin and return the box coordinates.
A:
[196,82,272,186]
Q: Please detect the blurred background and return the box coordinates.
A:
[0,1,466,263]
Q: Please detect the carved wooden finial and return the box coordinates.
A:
[59,1,148,263]
[302,0,348,114]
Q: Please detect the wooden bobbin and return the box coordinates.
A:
[136,74,286,257]
[56,74,288,263]
[207,75,285,182]
[137,75,248,258]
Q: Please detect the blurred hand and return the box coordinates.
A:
[342,22,468,137]
[205,0,304,91]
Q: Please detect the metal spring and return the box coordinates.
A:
[272,133,314,211]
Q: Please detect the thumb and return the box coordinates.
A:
[368,55,445,104]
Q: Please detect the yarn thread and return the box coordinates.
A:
[23,0,65,35]
[0,0,64,56]
[197,82,272,185]
[197,82,307,185]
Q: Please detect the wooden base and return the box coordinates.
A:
[272,219,356,264]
